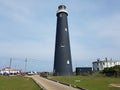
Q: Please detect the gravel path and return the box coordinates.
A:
[29,75,80,90]
[110,84,120,88]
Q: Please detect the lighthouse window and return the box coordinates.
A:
[60,14,62,17]
[60,42,65,47]
[67,60,70,64]
[65,28,67,31]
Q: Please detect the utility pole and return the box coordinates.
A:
[25,58,27,73]
[9,58,12,75]
[10,58,12,68]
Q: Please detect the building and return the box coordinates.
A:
[92,58,120,71]
[0,66,22,75]
[76,67,92,75]
[53,5,73,76]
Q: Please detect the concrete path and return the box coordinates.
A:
[29,75,80,90]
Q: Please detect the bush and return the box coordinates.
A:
[40,72,49,78]
[102,65,120,77]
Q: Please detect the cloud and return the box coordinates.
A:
[70,10,120,63]
[0,0,31,23]
[91,12,120,46]
[0,41,54,59]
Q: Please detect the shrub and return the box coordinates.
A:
[102,65,120,77]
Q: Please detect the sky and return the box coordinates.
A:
[0,0,120,72]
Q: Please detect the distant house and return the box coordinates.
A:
[76,67,92,75]
[0,66,22,75]
[92,58,120,71]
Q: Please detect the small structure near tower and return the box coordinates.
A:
[0,66,22,75]
[76,67,92,76]
[53,5,73,76]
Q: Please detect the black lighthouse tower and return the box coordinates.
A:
[53,5,73,76]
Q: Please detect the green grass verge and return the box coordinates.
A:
[0,76,42,90]
[49,76,120,90]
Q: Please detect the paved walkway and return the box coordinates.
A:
[29,75,80,90]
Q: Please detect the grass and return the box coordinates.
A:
[49,75,120,90]
[0,75,42,90]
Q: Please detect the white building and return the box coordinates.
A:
[92,58,120,71]
[0,67,22,75]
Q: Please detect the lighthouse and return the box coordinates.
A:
[53,5,73,76]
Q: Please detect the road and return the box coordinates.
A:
[29,75,80,90]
